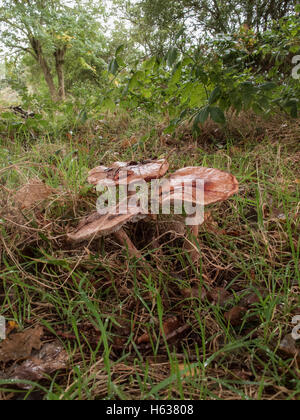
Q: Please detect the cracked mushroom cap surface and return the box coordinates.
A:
[68,201,145,243]
[160,167,239,206]
[88,159,169,187]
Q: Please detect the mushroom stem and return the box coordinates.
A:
[184,224,200,264]
[113,228,143,260]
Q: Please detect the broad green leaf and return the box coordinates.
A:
[116,44,125,56]
[194,106,210,126]
[108,59,119,75]
[209,106,226,124]
[285,100,298,118]
[170,64,182,85]
[208,86,222,105]
[189,84,207,107]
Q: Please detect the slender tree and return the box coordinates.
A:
[0,0,105,101]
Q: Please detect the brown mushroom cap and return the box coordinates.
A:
[88,159,169,187]
[67,201,145,243]
[160,167,239,206]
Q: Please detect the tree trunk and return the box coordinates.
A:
[54,47,67,101]
[40,55,59,102]
[30,37,59,102]
[244,0,255,28]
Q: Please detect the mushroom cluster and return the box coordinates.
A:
[68,158,239,263]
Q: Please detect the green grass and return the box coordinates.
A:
[0,112,299,400]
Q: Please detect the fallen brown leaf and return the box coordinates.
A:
[6,341,68,389]
[181,287,207,301]
[240,289,266,308]
[0,325,43,363]
[15,180,55,210]
[279,335,300,360]
[136,331,151,345]
[207,288,231,306]
[224,306,248,326]
[162,317,180,337]
[137,317,180,345]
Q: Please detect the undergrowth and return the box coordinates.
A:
[0,111,299,400]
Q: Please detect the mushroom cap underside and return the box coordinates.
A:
[67,202,145,243]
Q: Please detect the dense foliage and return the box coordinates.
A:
[105,6,300,133]
[0,0,299,134]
